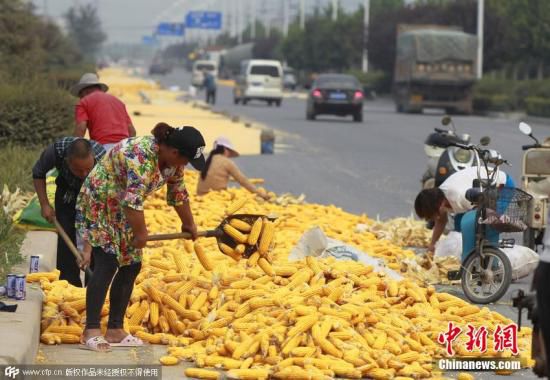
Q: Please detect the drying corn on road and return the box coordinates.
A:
[11,66,539,380]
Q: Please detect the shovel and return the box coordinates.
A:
[53,218,93,277]
[147,214,275,258]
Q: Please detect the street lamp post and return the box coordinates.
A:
[362,0,370,73]
[477,0,484,79]
[300,0,306,30]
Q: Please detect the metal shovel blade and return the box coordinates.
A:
[147,214,276,258]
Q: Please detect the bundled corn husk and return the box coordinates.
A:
[0,184,33,217]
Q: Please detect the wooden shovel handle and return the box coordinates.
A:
[53,219,83,262]
[53,218,93,277]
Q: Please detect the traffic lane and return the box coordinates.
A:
[157,69,550,219]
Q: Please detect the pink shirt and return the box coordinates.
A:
[75,90,132,145]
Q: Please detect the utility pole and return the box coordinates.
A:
[362,0,370,73]
[332,0,338,21]
[237,0,243,44]
[300,0,306,30]
[251,0,256,39]
[476,0,484,79]
[283,0,289,37]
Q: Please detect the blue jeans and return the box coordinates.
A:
[455,175,515,262]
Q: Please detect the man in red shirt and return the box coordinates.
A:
[71,73,136,151]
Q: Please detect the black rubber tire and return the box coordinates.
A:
[353,111,363,122]
[267,100,273,106]
[233,97,239,105]
[306,111,316,120]
[275,99,282,107]
[242,98,248,105]
[461,246,512,304]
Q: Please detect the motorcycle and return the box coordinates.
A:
[518,122,550,251]
[445,137,526,304]
[422,115,477,189]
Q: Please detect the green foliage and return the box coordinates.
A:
[473,78,550,112]
[526,97,550,117]
[0,145,43,192]
[281,9,363,72]
[0,81,74,147]
[0,208,25,284]
[348,69,392,94]
[65,3,107,59]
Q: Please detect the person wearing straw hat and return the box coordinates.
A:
[197,137,270,199]
[71,73,136,151]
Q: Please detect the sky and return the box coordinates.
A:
[29,0,371,44]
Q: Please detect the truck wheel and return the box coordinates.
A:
[353,111,363,122]
[306,110,316,120]
[234,97,239,105]
[242,98,248,105]
[275,99,282,107]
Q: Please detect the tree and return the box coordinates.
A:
[0,0,81,80]
[64,4,106,59]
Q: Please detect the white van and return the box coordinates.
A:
[191,60,218,87]
[233,60,283,106]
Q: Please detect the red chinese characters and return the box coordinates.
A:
[437,323,519,356]
[437,322,462,356]
[465,324,488,353]
[494,323,519,355]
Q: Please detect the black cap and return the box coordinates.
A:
[167,126,206,170]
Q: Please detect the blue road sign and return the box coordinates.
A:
[156,22,185,36]
[185,11,222,30]
[142,35,158,45]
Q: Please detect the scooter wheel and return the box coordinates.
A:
[461,246,512,304]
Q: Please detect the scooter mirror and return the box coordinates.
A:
[519,122,532,136]
[441,115,452,126]
[480,136,491,146]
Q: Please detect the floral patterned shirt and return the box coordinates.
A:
[76,136,189,265]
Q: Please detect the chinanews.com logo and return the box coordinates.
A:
[4,366,20,379]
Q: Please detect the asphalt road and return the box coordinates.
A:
[158,68,550,221]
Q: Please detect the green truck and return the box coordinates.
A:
[393,25,478,114]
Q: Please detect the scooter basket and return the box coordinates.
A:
[479,187,533,233]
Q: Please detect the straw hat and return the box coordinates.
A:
[70,73,109,97]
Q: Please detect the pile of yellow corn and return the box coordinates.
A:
[29,171,534,379]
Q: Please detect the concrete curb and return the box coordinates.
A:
[0,231,57,365]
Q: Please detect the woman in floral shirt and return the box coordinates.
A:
[76,123,206,351]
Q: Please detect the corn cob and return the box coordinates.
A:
[60,304,81,322]
[258,220,274,256]
[225,197,249,215]
[226,368,270,380]
[194,242,214,271]
[229,219,252,232]
[219,243,241,261]
[191,291,208,311]
[247,218,263,245]
[159,355,179,365]
[223,224,248,244]
[247,252,260,266]
[184,368,220,380]
[149,302,159,327]
[257,258,275,276]
[162,294,201,321]
[47,325,83,335]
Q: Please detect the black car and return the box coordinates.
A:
[149,61,172,75]
[306,74,364,122]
